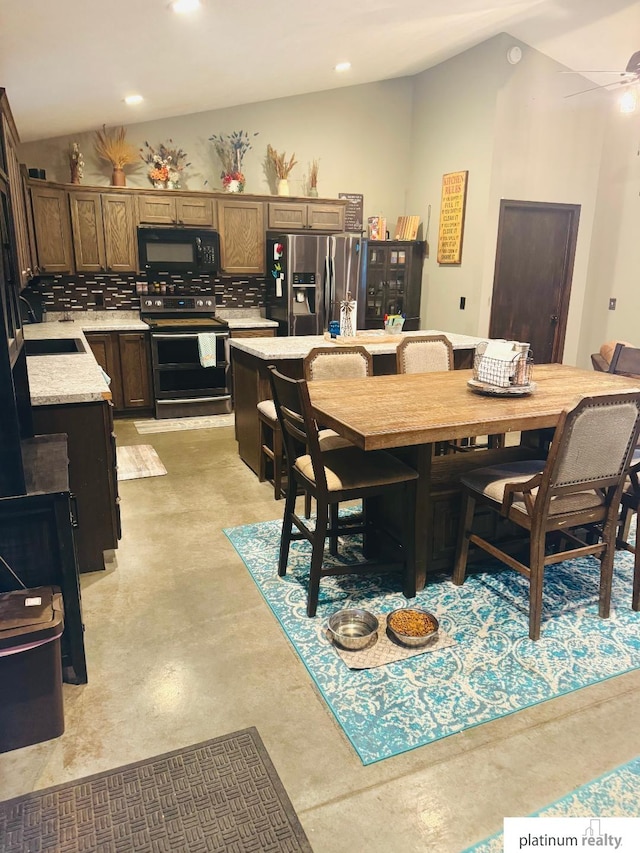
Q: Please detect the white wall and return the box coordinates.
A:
[17,36,640,365]
[18,80,414,229]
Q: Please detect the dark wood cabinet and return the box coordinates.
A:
[362,240,425,331]
[85,330,152,413]
[31,402,120,575]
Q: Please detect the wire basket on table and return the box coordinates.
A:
[470,342,534,395]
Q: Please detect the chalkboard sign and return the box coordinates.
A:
[338,193,364,233]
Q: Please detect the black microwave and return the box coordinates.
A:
[137,226,220,274]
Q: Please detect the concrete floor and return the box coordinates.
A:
[1,419,639,852]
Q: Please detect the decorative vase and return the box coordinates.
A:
[70,163,81,185]
[225,179,242,193]
[308,186,318,198]
[277,179,290,197]
[111,166,126,187]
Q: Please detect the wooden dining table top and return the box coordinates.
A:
[308,364,640,452]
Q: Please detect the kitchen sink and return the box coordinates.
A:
[24,337,86,355]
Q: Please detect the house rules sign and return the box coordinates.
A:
[437,170,468,265]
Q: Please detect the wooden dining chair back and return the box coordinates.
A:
[607,343,640,378]
[396,334,453,375]
[616,447,640,611]
[268,365,419,617]
[303,345,373,381]
[453,391,640,639]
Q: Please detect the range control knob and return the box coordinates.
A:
[204,299,213,307]
[196,299,204,307]
[143,299,153,307]
[155,300,162,307]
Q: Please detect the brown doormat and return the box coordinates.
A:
[117,444,167,481]
[0,728,313,852]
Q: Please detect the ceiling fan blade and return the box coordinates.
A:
[564,80,631,98]
[625,50,640,74]
[559,70,629,74]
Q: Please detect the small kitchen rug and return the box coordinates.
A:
[224,517,640,765]
[0,727,313,853]
[117,444,167,480]
[134,414,235,434]
[465,755,640,852]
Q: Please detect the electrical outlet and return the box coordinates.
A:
[609,298,617,310]
[459,296,466,310]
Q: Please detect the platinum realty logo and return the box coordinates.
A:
[503,818,639,852]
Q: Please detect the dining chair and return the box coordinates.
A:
[452,391,640,640]
[268,365,419,617]
[396,335,503,452]
[615,447,640,611]
[607,342,640,378]
[258,345,373,502]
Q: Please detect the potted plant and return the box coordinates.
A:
[209,129,258,193]
[93,125,138,186]
[267,145,298,196]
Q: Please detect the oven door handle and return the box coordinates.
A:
[152,332,229,340]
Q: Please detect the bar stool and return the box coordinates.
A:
[257,399,284,499]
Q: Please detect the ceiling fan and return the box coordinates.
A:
[563,50,640,99]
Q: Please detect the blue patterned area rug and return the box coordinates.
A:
[466,755,640,852]
[224,519,640,765]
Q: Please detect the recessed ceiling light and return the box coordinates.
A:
[172,0,201,13]
[335,62,351,73]
[124,94,144,106]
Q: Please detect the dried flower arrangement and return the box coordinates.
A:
[93,125,138,186]
[68,142,84,184]
[267,144,298,179]
[308,159,319,188]
[209,129,258,192]
[140,140,190,189]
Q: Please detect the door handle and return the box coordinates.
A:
[550,315,559,324]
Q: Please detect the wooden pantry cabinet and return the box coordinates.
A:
[85,331,152,414]
[267,200,345,233]
[138,193,216,227]
[70,191,137,273]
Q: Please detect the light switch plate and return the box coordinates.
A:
[609,298,617,310]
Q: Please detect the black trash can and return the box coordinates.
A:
[0,586,65,753]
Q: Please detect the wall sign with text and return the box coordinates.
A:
[338,193,364,233]
[437,171,468,265]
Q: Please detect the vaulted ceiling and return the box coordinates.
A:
[1,0,639,142]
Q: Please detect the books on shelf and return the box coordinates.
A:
[393,215,420,241]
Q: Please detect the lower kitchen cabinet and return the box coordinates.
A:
[229,327,277,339]
[31,400,120,576]
[85,331,153,414]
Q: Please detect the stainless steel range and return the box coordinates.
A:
[140,295,231,419]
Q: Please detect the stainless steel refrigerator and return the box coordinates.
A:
[266,234,365,336]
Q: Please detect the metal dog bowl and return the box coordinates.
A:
[386,607,439,647]
[327,609,379,650]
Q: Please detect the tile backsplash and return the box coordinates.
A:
[26,272,266,313]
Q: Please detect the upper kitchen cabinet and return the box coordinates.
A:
[0,93,36,288]
[217,198,265,274]
[30,184,74,274]
[267,200,346,233]
[138,192,216,227]
[69,190,137,273]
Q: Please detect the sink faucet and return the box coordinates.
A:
[19,295,37,324]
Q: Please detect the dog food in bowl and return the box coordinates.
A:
[387,607,439,647]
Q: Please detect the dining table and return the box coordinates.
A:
[307,363,640,591]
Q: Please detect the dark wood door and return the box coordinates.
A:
[489,200,580,363]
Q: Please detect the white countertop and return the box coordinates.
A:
[228,330,486,360]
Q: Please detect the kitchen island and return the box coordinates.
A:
[229,329,485,477]
[23,314,148,573]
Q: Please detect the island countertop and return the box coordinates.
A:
[228,330,486,360]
